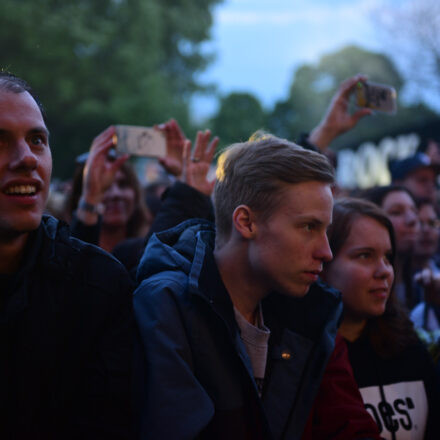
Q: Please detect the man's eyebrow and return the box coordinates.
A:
[0,127,50,138]
[294,213,325,221]
[294,215,326,226]
[29,126,50,137]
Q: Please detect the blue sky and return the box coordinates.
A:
[191,0,404,120]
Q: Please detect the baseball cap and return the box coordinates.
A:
[389,153,439,181]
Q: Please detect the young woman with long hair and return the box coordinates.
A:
[323,198,440,440]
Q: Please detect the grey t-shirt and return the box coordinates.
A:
[234,305,271,396]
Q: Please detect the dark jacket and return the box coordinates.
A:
[70,181,215,275]
[0,216,133,440]
[133,219,343,439]
[113,181,215,274]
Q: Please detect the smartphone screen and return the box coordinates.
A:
[114,125,167,157]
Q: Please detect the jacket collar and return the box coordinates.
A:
[0,216,76,323]
[1,221,44,322]
[186,221,342,335]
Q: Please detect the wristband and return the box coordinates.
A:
[78,197,105,215]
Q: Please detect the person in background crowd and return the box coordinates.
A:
[0,72,132,439]
[113,128,218,274]
[411,199,440,333]
[66,121,218,270]
[323,198,440,440]
[389,152,439,203]
[425,138,440,167]
[132,135,381,439]
[362,185,420,309]
[65,139,151,253]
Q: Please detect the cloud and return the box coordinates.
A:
[217,0,383,26]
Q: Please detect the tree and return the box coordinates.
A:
[0,0,221,178]
[211,92,267,151]
[373,0,440,101]
[267,45,438,150]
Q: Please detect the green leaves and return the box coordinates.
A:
[209,45,438,154]
[0,0,221,178]
[211,93,267,151]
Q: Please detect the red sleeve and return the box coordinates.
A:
[301,334,382,440]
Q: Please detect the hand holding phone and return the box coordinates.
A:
[308,74,372,150]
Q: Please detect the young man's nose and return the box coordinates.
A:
[315,234,333,263]
[9,139,38,171]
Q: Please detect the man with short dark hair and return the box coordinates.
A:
[411,199,440,331]
[133,136,379,438]
[0,72,132,439]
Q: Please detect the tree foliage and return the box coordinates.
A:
[373,0,440,99]
[208,45,439,155]
[0,0,221,177]
[211,92,267,151]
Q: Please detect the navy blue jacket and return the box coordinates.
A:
[134,220,343,439]
[0,216,133,440]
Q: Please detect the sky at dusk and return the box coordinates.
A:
[191,0,410,120]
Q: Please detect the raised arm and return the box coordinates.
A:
[308,74,372,151]
[77,126,129,225]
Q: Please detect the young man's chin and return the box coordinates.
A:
[0,215,42,240]
[284,283,313,298]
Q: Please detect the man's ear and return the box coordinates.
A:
[232,205,257,239]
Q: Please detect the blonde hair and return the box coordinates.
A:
[214,135,334,245]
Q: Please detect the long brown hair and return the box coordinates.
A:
[326,197,418,358]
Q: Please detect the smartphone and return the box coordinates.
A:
[355,81,397,114]
[113,125,166,158]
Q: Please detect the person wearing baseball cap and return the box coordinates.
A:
[389,152,439,202]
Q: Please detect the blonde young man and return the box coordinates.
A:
[134,136,338,436]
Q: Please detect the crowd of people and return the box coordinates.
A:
[1,70,440,440]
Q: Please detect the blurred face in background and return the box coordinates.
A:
[323,215,394,323]
[403,168,436,202]
[414,203,440,260]
[102,169,136,229]
[381,190,419,256]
